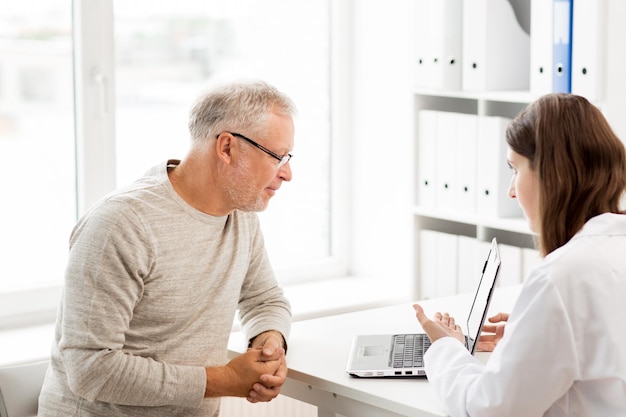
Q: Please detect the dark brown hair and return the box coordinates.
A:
[505,93,626,256]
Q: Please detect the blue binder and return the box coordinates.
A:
[553,0,573,93]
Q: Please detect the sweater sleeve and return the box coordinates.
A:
[58,200,206,407]
[237,214,291,343]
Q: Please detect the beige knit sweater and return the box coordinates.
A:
[38,161,291,417]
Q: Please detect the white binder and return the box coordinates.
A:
[476,116,522,217]
[457,236,490,294]
[530,0,553,95]
[462,0,530,91]
[413,0,432,89]
[419,230,459,299]
[455,113,478,215]
[426,0,463,90]
[417,110,439,208]
[522,247,542,280]
[436,231,458,297]
[419,230,439,299]
[497,243,522,287]
[435,111,457,211]
[571,0,607,101]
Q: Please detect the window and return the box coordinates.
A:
[0,1,75,293]
[1,0,342,318]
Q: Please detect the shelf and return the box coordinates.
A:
[413,90,533,119]
[413,206,531,235]
[414,88,537,104]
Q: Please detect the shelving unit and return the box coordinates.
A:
[409,0,626,300]
[412,90,537,300]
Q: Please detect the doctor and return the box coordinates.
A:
[414,93,626,416]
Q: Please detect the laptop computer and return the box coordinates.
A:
[346,237,501,377]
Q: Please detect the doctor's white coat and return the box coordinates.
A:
[424,213,626,417]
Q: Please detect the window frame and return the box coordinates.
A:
[74,0,117,214]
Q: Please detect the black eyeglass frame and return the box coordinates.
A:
[218,132,292,167]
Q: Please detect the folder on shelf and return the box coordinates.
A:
[436,231,458,297]
[457,236,490,294]
[571,0,608,101]
[462,0,530,91]
[552,0,573,93]
[413,0,432,89]
[417,110,439,208]
[497,243,522,287]
[455,113,478,215]
[530,0,553,95]
[476,115,522,218]
[419,230,439,299]
[418,230,458,299]
[426,0,463,91]
[521,247,542,280]
[436,111,458,211]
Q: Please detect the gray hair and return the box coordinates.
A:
[188,80,297,143]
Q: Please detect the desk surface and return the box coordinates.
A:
[228,285,521,417]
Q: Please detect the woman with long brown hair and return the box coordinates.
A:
[414,93,626,416]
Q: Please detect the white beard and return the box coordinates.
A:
[224,156,270,212]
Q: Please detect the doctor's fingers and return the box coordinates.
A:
[488,312,510,323]
[440,312,456,327]
[413,304,426,319]
[481,324,498,334]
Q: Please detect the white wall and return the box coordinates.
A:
[604,0,626,142]
[349,1,414,286]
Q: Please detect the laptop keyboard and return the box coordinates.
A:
[390,334,432,368]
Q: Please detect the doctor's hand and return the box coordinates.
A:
[476,312,509,352]
[413,304,465,345]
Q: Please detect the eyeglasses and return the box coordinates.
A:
[219,132,293,168]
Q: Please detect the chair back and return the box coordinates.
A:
[0,360,49,417]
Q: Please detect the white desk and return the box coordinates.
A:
[228,285,521,417]
[0,323,54,367]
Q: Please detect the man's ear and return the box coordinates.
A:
[215,132,234,164]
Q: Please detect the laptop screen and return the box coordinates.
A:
[465,238,501,353]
